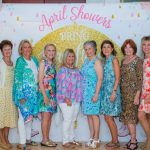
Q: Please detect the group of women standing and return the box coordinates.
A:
[0,36,150,150]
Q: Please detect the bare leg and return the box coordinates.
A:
[104,115,118,143]
[138,111,150,141]
[87,115,94,139]
[0,128,6,144]
[3,127,10,144]
[41,112,51,142]
[92,115,100,140]
[47,113,52,140]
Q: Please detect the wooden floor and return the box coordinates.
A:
[0,143,143,150]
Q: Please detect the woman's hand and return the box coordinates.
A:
[110,91,116,102]
[50,100,56,107]
[65,97,72,106]
[44,95,49,106]
[134,94,140,105]
[92,94,98,103]
[20,99,25,104]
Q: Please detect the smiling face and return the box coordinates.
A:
[66,52,75,67]
[2,45,12,58]
[124,43,134,57]
[84,44,96,59]
[142,40,150,57]
[21,42,32,59]
[44,45,56,61]
[102,43,113,58]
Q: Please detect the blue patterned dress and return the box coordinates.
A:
[100,55,122,116]
[81,57,101,115]
[39,59,57,113]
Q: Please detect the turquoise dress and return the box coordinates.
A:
[100,55,122,116]
[39,59,57,113]
[81,57,101,115]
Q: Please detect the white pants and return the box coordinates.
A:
[18,109,32,144]
[59,103,80,144]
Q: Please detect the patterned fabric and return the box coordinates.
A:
[39,59,57,113]
[0,65,18,128]
[13,56,39,122]
[100,55,122,116]
[56,67,82,103]
[120,56,143,124]
[81,57,101,115]
[139,58,150,113]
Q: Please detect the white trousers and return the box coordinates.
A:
[18,109,32,144]
[59,103,80,144]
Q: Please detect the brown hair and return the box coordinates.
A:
[101,40,117,57]
[0,40,13,52]
[121,39,137,55]
[141,36,150,45]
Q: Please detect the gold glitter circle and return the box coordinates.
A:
[32,23,123,68]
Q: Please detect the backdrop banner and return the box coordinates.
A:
[0,2,150,143]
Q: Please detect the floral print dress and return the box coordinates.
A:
[100,55,122,116]
[39,59,57,113]
[139,58,150,113]
[81,57,102,115]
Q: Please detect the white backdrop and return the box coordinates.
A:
[0,2,150,143]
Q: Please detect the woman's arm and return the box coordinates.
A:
[93,60,103,102]
[134,58,143,105]
[110,57,120,102]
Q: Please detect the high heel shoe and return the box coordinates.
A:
[127,140,138,150]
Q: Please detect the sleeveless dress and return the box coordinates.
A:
[81,57,101,115]
[100,55,122,116]
[39,59,57,113]
[139,58,150,113]
[0,65,18,128]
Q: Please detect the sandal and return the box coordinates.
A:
[41,141,56,147]
[127,141,138,150]
[70,140,82,146]
[106,141,120,148]
[123,140,131,148]
[17,144,31,150]
[26,141,38,146]
[62,142,75,149]
[89,140,100,149]
[0,142,10,150]
[49,139,57,146]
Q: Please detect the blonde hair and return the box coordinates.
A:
[43,43,56,64]
[18,39,32,56]
[62,49,76,67]
[141,36,150,45]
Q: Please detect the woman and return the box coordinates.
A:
[100,40,121,148]
[138,36,150,150]
[57,49,82,148]
[39,44,57,147]
[13,40,39,150]
[120,39,143,150]
[0,40,18,150]
[81,41,103,149]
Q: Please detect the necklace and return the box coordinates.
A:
[124,55,136,64]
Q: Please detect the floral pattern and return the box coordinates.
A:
[100,55,122,116]
[81,57,101,115]
[56,67,82,103]
[13,56,39,122]
[39,59,57,113]
[139,58,150,113]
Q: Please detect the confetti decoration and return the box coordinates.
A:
[112,14,115,19]
[16,16,20,21]
[137,12,140,17]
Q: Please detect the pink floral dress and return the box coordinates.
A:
[139,58,150,113]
